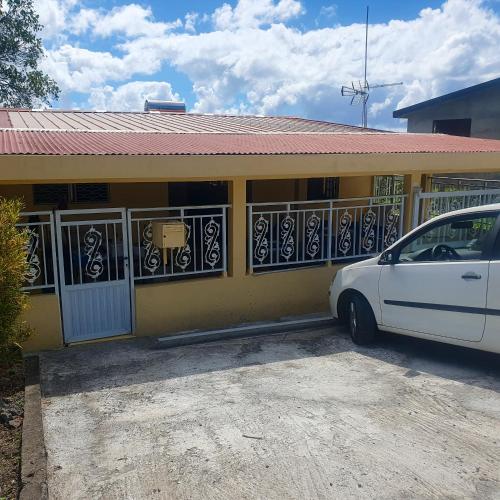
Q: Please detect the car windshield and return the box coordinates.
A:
[399,215,497,262]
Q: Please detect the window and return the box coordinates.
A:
[398,214,498,263]
[374,175,404,198]
[168,181,228,206]
[33,184,109,205]
[307,177,339,200]
[71,184,109,203]
[432,118,471,137]
[33,184,69,205]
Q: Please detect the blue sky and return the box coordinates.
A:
[35,0,500,129]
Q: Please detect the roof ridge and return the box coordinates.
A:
[0,127,393,135]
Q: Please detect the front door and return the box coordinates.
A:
[55,208,132,343]
[379,212,498,342]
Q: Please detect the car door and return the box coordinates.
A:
[483,223,500,349]
[379,211,499,342]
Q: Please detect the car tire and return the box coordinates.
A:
[347,294,377,345]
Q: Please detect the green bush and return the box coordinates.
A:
[0,198,31,351]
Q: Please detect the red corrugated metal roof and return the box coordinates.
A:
[1,129,500,156]
[0,110,11,128]
[1,109,383,134]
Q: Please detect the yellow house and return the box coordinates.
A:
[1,108,500,352]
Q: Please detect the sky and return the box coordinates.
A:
[33,0,500,129]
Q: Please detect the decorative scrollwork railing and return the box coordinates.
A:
[413,187,500,228]
[18,212,58,292]
[247,196,406,272]
[128,205,228,282]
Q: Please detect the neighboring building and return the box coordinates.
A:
[1,107,500,352]
[393,77,500,139]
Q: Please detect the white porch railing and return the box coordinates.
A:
[247,196,406,272]
[17,212,58,292]
[412,188,500,228]
[127,205,229,281]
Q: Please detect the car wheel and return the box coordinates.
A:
[348,295,377,345]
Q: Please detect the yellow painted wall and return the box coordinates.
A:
[339,176,374,198]
[21,294,63,352]
[134,265,339,337]
[249,179,298,202]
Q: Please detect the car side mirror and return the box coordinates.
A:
[379,250,397,265]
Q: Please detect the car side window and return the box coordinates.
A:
[398,215,498,263]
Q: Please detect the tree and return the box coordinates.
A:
[0,0,59,107]
[0,198,30,351]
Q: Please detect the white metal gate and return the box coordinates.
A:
[55,208,132,343]
[412,187,500,228]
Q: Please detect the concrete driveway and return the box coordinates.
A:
[39,326,500,500]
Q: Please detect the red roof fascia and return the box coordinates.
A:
[1,130,500,156]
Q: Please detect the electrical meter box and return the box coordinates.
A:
[152,221,186,248]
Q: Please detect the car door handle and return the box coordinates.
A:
[461,272,482,280]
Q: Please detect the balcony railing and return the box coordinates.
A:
[247,196,406,272]
[18,212,58,292]
[128,205,228,282]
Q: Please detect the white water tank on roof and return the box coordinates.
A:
[144,100,186,113]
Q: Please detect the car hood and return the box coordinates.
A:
[342,255,380,271]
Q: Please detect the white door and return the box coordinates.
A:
[56,209,132,343]
[380,212,498,342]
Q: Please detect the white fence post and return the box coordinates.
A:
[412,186,422,229]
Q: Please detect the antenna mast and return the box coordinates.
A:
[363,6,369,128]
[341,6,403,128]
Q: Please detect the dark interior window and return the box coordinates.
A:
[33,183,109,205]
[72,183,109,203]
[432,118,471,137]
[33,184,69,205]
[307,177,339,200]
[168,181,228,206]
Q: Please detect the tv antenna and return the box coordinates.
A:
[341,6,403,128]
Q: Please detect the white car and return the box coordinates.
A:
[329,204,500,354]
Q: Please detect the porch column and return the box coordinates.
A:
[229,178,247,278]
[403,173,424,233]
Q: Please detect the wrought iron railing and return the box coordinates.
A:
[431,176,500,192]
[128,205,228,282]
[412,188,500,227]
[18,212,58,292]
[247,196,406,272]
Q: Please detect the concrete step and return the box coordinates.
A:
[156,313,335,349]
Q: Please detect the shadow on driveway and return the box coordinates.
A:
[39,325,500,399]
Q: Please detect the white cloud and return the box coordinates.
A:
[156,0,500,122]
[184,12,199,33]
[35,0,500,127]
[319,4,337,19]
[212,0,303,30]
[88,81,180,111]
[90,4,182,38]
[34,0,79,39]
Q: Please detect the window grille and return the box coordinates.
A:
[33,184,69,205]
[71,184,109,203]
[33,184,109,205]
[373,176,404,200]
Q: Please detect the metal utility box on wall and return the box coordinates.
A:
[152,221,186,248]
